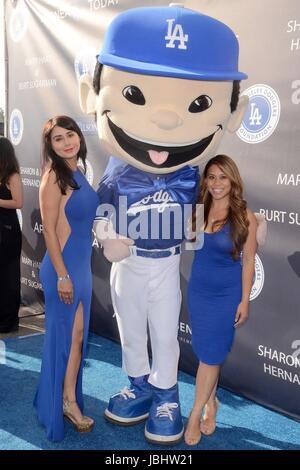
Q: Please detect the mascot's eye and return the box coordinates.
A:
[122,86,146,105]
[188,95,212,113]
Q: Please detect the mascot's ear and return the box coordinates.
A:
[79,74,97,114]
[227,95,249,133]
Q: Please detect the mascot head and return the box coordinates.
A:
[80,4,248,174]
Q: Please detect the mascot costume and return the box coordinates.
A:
[79,4,265,445]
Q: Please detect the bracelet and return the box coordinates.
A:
[57,274,70,283]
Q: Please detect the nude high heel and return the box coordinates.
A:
[184,409,202,446]
[200,397,220,435]
[63,399,94,433]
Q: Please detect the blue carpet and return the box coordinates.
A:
[0,333,299,450]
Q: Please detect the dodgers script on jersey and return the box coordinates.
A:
[97,157,199,250]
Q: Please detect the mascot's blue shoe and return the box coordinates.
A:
[104,375,153,425]
[144,383,184,445]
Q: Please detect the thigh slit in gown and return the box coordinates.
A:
[34,169,99,441]
[188,223,242,366]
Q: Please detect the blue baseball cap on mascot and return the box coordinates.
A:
[99,4,247,81]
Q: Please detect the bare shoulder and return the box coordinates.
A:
[40,168,56,188]
[40,168,60,197]
[246,208,258,227]
[7,172,21,185]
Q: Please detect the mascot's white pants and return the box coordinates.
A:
[110,253,181,389]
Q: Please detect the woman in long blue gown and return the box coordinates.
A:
[184,155,257,446]
[34,116,99,441]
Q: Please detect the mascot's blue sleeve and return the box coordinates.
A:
[97,156,126,204]
[192,167,200,205]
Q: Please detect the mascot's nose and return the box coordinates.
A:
[150,110,183,130]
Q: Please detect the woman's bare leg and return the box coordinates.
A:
[63,303,92,423]
[184,362,220,445]
[200,381,219,434]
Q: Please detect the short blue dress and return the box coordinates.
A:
[188,222,242,365]
[34,169,99,441]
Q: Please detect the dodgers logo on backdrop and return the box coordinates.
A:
[165,19,188,50]
[237,84,280,144]
[250,254,265,301]
[9,4,28,42]
[74,50,98,81]
[78,159,94,185]
[9,109,24,146]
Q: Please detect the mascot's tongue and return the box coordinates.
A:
[148,150,169,165]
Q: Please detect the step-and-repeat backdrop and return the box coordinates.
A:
[5,0,300,420]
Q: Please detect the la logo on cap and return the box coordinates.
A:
[165,2,188,50]
[165,19,188,50]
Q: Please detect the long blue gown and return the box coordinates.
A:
[34,169,99,441]
[188,222,242,365]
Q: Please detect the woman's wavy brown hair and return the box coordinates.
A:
[42,115,87,195]
[192,155,249,259]
[0,137,20,185]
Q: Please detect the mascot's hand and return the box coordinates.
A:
[254,213,267,246]
[94,219,134,262]
[103,238,134,262]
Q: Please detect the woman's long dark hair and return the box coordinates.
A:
[42,115,87,195]
[0,137,20,185]
[192,155,249,259]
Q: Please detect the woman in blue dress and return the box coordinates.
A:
[34,116,99,441]
[185,155,257,446]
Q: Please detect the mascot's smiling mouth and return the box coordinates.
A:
[106,115,222,168]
